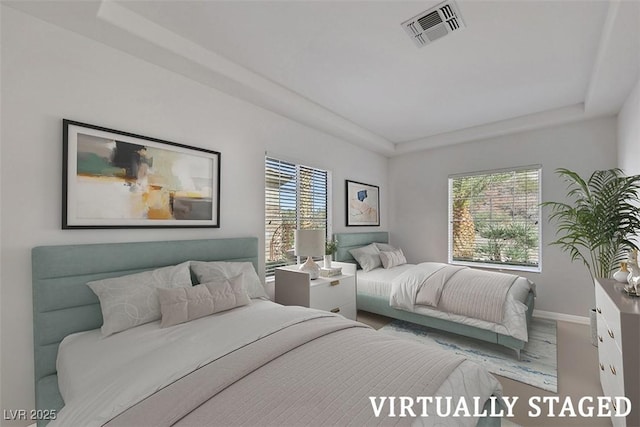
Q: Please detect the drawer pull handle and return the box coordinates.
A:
[330,280,340,286]
[598,335,603,343]
[599,363,604,371]
[330,308,340,313]
[610,365,617,375]
[608,329,614,339]
[597,307,602,314]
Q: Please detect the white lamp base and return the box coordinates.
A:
[299,256,320,280]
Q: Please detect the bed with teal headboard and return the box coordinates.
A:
[31,237,258,425]
[32,236,507,427]
[334,232,535,358]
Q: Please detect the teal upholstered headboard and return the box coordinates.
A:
[31,237,258,424]
[334,232,389,264]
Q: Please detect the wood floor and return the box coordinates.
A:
[356,311,611,427]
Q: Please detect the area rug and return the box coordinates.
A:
[378,318,557,392]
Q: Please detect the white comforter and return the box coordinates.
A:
[359,264,534,341]
[54,300,501,427]
[54,301,334,426]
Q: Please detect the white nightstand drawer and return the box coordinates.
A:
[310,276,355,312]
[320,302,357,321]
[275,263,357,321]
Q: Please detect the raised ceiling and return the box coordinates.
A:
[6,1,640,156]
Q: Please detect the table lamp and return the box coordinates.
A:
[294,229,324,279]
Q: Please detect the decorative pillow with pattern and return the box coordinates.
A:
[189,261,267,299]
[87,262,193,336]
[379,248,407,269]
[158,274,250,328]
[374,242,396,252]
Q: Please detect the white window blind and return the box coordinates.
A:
[448,166,541,272]
[265,156,329,277]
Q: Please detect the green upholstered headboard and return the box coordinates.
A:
[31,237,258,424]
[334,232,389,264]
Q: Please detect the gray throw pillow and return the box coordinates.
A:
[87,262,192,336]
[374,242,396,252]
[190,261,268,299]
[349,243,382,272]
[379,248,407,269]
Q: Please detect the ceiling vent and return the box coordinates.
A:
[402,1,465,48]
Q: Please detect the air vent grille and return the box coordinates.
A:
[401,1,465,48]
[417,11,442,30]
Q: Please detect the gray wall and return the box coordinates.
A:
[389,117,618,317]
[618,77,640,175]
[617,76,640,249]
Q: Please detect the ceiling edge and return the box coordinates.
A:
[390,104,609,156]
[584,0,620,112]
[96,0,395,156]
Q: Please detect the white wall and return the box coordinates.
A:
[0,2,4,421]
[389,117,618,317]
[0,7,387,422]
[618,77,640,174]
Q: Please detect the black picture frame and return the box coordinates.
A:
[345,179,380,227]
[63,119,221,229]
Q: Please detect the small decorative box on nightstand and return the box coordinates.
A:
[275,261,357,320]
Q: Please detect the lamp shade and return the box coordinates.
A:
[294,229,325,258]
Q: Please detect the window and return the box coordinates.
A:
[448,165,541,272]
[265,156,330,277]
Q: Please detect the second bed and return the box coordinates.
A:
[334,232,535,358]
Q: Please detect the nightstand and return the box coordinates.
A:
[275,261,357,320]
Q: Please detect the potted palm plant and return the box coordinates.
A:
[543,168,640,345]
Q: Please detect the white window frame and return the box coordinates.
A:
[447,165,542,273]
[265,154,332,279]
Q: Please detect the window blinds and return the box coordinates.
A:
[265,157,329,276]
[449,166,541,271]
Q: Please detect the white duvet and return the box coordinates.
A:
[358,264,534,341]
[55,301,335,426]
[55,300,502,427]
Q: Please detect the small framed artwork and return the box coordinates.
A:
[346,180,380,227]
[63,119,221,229]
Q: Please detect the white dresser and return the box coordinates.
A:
[275,262,357,320]
[595,278,640,427]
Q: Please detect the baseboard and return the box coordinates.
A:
[533,309,590,325]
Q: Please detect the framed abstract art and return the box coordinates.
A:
[345,180,380,227]
[63,119,220,229]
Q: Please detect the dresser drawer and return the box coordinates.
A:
[594,279,640,427]
[600,373,627,427]
[310,276,356,312]
[596,284,622,352]
[597,316,625,419]
[599,351,625,398]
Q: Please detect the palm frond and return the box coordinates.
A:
[544,168,640,280]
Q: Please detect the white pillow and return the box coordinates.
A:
[379,248,407,269]
[190,261,268,299]
[158,274,250,328]
[374,242,396,252]
[87,262,192,336]
[349,243,382,272]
